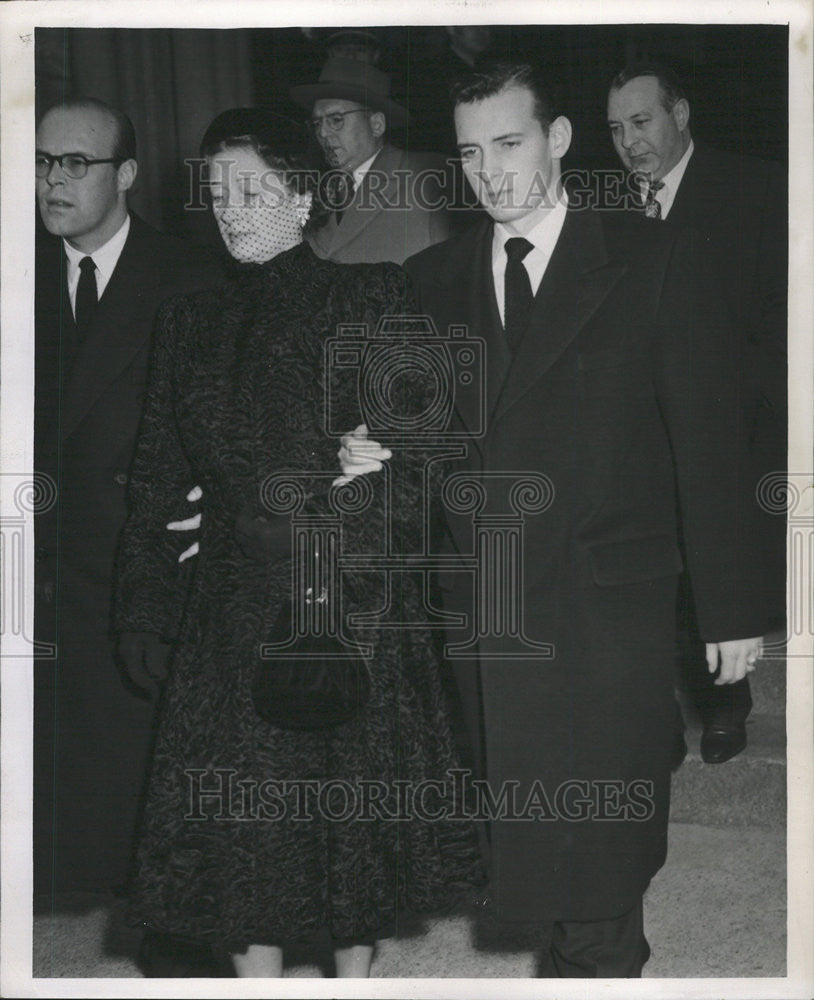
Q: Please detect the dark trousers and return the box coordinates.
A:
[537,898,650,978]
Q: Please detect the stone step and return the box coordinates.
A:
[751,630,788,716]
[669,712,786,829]
[32,823,786,978]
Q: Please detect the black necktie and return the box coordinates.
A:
[504,237,535,352]
[644,180,665,219]
[75,255,98,341]
[333,172,355,224]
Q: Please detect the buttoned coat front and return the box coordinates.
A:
[405,209,765,923]
[34,214,221,894]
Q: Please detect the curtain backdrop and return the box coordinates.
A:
[46,29,254,240]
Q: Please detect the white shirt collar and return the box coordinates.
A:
[640,138,694,219]
[352,148,383,190]
[64,213,131,308]
[491,192,569,323]
[493,192,568,265]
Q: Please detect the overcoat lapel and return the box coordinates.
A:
[492,210,627,425]
[437,220,504,460]
[324,145,402,256]
[470,223,511,426]
[61,222,159,441]
[660,145,713,230]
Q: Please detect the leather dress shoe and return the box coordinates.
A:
[700,723,747,764]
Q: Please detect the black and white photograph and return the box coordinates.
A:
[1,1,812,996]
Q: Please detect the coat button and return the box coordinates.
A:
[113,472,128,486]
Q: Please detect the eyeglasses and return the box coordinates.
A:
[35,153,124,179]
[309,109,368,135]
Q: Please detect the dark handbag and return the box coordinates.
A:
[251,584,371,732]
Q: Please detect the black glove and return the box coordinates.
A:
[117,631,172,698]
[234,508,292,563]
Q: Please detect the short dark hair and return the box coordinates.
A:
[41,97,137,161]
[200,107,330,233]
[450,62,556,134]
[609,63,687,112]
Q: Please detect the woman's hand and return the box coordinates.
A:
[117,631,172,699]
[333,424,391,487]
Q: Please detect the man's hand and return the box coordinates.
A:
[333,424,391,487]
[167,485,202,562]
[117,631,172,699]
[706,636,762,685]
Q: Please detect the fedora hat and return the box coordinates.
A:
[290,56,408,127]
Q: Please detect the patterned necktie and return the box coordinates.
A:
[644,180,665,219]
[504,237,535,352]
[75,255,98,341]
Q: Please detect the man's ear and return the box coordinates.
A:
[369,111,386,139]
[548,116,573,160]
[672,98,690,134]
[116,158,138,193]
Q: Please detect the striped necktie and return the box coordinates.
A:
[644,180,665,219]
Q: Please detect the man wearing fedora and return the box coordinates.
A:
[291,56,453,264]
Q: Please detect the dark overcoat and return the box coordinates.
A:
[665,142,787,617]
[34,213,221,894]
[112,243,484,948]
[405,208,766,923]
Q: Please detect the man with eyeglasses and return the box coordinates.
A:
[290,56,453,264]
[34,97,223,976]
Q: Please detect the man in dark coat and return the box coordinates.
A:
[402,62,765,977]
[34,97,222,971]
[606,64,787,763]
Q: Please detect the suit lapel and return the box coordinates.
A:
[327,145,400,254]
[493,210,627,425]
[662,144,713,230]
[61,219,159,441]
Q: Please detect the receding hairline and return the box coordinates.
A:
[38,99,136,160]
[607,71,684,115]
[40,100,115,133]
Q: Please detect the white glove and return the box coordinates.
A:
[333,424,391,487]
[167,484,202,562]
